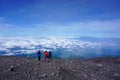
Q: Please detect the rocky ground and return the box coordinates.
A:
[0,56,120,80]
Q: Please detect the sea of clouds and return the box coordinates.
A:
[0,36,120,59]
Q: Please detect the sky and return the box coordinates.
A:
[0,0,120,38]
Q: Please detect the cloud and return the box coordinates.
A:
[0,36,116,54]
[0,36,119,59]
[0,17,17,30]
[0,18,120,37]
[0,23,16,30]
[32,19,120,37]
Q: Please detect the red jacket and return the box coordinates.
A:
[44,51,48,56]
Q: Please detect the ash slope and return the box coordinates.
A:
[0,56,120,80]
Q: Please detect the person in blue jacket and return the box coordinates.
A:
[37,50,41,61]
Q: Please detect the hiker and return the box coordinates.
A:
[48,51,52,60]
[37,50,41,61]
[44,51,49,61]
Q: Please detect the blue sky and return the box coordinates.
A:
[0,0,120,38]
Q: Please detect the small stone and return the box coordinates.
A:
[70,61,73,64]
[17,64,20,66]
[27,56,30,59]
[90,74,94,77]
[56,74,60,77]
[72,69,76,72]
[56,67,60,70]
[83,74,87,78]
[13,72,16,75]
[37,63,40,65]
[28,74,31,77]
[56,71,60,74]
[38,75,41,77]
[41,74,47,78]
[23,71,26,74]
[100,71,103,74]
[10,66,14,71]
[34,68,37,71]
[106,69,109,72]
[114,73,119,77]
[59,78,63,80]
[91,78,97,80]
[51,73,55,76]
[97,64,103,67]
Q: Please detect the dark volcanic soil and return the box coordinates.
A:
[0,56,120,80]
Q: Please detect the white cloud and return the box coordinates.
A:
[0,36,117,56]
[0,19,120,37]
[32,19,120,38]
[0,23,18,33]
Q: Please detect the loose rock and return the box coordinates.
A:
[34,68,37,71]
[10,66,14,71]
[41,74,47,78]
[27,56,30,59]
[97,64,103,67]
[28,74,31,77]
[51,73,55,76]
[114,73,119,77]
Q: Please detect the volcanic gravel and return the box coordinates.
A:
[0,56,120,80]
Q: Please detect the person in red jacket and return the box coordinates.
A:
[44,51,49,61]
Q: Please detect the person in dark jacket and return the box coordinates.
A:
[48,51,52,60]
[37,50,41,61]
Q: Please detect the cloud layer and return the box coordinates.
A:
[0,36,119,59]
[0,19,120,38]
